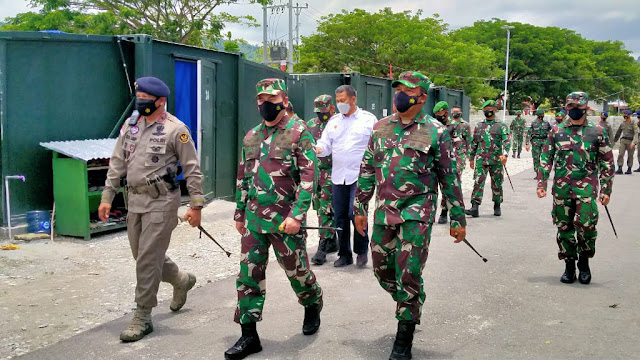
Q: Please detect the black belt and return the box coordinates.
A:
[622,137,634,141]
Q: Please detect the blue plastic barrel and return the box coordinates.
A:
[26,210,52,234]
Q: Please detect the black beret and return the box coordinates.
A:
[135,77,170,98]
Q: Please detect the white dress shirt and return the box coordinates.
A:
[316,107,377,185]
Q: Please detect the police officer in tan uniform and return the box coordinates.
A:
[99,77,205,342]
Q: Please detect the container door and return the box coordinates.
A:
[197,59,216,199]
[365,83,383,119]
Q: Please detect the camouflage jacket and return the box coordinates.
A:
[354,110,466,228]
[469,119,511,165]
[234,115,317,233]
[510,116,526,135]
[306,116,332,172]
[453,119,471,155]
[538,121,614,199]
[613,121,637,145]
[598,120,613,144]
[526,119,552,145]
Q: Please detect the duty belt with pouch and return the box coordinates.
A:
[127,175,169,199]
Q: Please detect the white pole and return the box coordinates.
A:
[503,27,512,122]
[288,0,293,73]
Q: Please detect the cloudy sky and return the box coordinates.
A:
[1,0,639,59]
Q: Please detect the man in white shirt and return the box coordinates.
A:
[315,85,377,267]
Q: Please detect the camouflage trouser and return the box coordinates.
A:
[471,160,503,205]
[512,134,524,154]
[617,139,634,168]
[552,197,598,260]
[313,172,335,242]
[234,230,323,324]
[454,143,467,175]
[371,221,432,324]
[531,139,545,174]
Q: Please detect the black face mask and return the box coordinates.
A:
[452,113,462,119]
[317,112,331,121]
[568,108,586,120]
[435,114,448,123]
[395,91,421,113]
[259,101,285,122]
[136,98,158,116]
[484,110,495,118]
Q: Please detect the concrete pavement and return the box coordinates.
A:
[20,168,640,360]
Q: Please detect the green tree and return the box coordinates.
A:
[452,19,640,110]
[296,8,502,101]
[2,0,271,47]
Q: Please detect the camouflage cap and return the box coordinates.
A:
[481,100,497,109]
[515,110,522,114]
[392,71,431,92]
[433,101,449,113]
[314,94,334,112]
[256,78,286,97]
[535,109,545,115]
[565,91,588,106]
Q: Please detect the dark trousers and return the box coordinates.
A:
[333,183,369,258]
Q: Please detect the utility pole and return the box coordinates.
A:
[294,3,308,46]
[262,5,268,64]
[501,25,515,122]
[288,0,293,73]
[262,1,307,71]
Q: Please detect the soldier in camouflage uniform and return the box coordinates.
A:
[554,110,567,126]
[307,95,339,265]
[613,109,637,174]
[636,111,640,172]
[537,91,614,285]
[286,101,306,126]
[226,78,323,360]
[526,109,552,179]
[451,105,471,175]
[509,110,526,158]
[433,101,459,225]
[466,100,510,218]
[598,112,612,145]
[353,72,467,360]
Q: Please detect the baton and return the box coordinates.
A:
[180,217,232,257]
[278,224,342,232]
[463,239,488,263]
[604,206,618,239]
[503,164,515,192]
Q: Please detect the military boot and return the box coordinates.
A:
[512,152,516,158]
[517,152,521,158]
[634,166,640,172]
[615,167,623,175]
[493,202,501,217]
[389,320,416,360]
[325,236,339,254]
[302,300,323,335]
[224,323,262,360]
[560,259,577,284]
[120,305,153,342]
[577,254,591,284]
[437,209,448,224]
[465,202,479,218]
[626,168,633,175]
[311,238,327,265]
[170,271,196,312]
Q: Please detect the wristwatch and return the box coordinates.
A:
[191,206,203,210]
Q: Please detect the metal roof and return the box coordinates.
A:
[40,139,117,162]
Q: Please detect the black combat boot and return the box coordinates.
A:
[493,202,501,217]
[311,238,327,265]
[437,209,448,224]
[302,300,323,335]
[389,320,416,360]
[634,167,640,172]
[577,254,591,285]
[224,323,262,360]
[560,259,577,284]
[517,152,521,158]
[325,236,339,254]
[465,202,479,218]
[615,167,623,175]
[626,168,632,175]
[512,152,516,158]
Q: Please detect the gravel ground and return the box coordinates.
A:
[0,148,606,359]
